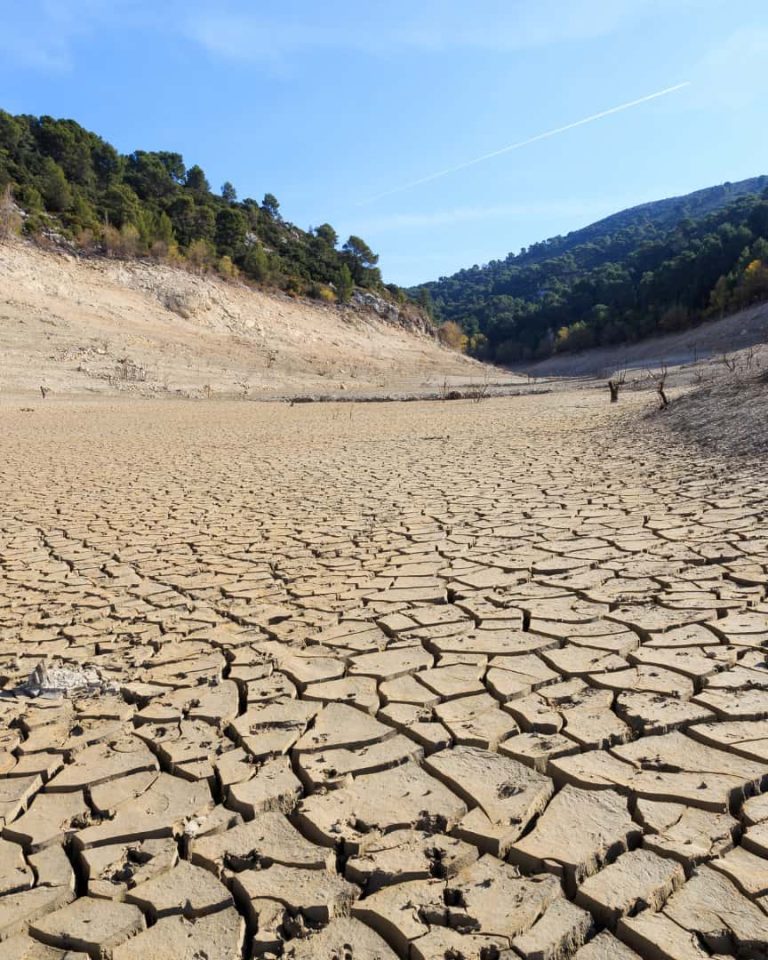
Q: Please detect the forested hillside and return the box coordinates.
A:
[0,111,395,304]
[4,113,768,361]
[415,176,768,362]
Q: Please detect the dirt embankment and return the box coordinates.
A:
[0,240,506,400]
[647,370,768,459]
[521,301,768,379]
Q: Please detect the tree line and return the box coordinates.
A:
[0,111,400,305]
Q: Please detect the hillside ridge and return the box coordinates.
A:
[0,110,413,310]
[415,174,768,363]
[504,174,768,269]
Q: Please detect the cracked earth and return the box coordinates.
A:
[1,392,767,960]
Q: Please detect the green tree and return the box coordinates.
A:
[192,205,216,244]
[39,157,71,212]
[66,190,99,232]
[221,181,237,202]
[16,184,44,214]
[215,207,247,258]
[217,255,237,278]
[155,152,185,183]
[184,164,210,195]
[168,194,196,246]
[315,223,338,247]
[90,139,122,187]
[337,263,354,303]
[342,235,379,285]
[124,151,178,202]
[262,193,280,219]
[417,287,434,319]
[154,211,175,246]
[168,194,216,247]
[101,183,141,228]
[343,235,378,266]
[243,244,270,282]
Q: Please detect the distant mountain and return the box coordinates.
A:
[413,176,768,362]
[510,176,768,267]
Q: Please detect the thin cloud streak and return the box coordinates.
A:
[359,81,691,205]
[187,1,657,62]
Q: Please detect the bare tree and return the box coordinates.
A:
[692,364,708,386]
[734,345,763,378]
[607,368,627,403]
[646,363,669,409]
[467,368,491,403]
[719,352,738,375]
[743,345,758,374]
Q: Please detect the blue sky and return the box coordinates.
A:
[1,0,766,285]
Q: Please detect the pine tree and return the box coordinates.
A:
[337,263,354,303]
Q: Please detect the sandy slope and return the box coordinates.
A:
[0,240,498,399]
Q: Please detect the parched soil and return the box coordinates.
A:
[1,391,767,959]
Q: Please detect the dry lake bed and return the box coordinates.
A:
[1,392,767,959]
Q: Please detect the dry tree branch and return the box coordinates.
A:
[719,352,738,374]
[645,362,669,409]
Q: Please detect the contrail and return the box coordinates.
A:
[358,81,691,205]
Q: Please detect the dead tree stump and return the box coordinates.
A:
[607,369,626,403]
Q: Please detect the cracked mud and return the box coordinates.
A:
[1,393,767,959]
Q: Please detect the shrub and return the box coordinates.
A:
[75,228,98,252]
[555,321,595,353]
[308,282,336,302]
[217,255,237,278]
[103,223,140,258]
[0,184,22,240]
[437,320,467,351]
[187,238,215,274]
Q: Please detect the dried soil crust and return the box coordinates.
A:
[0,391,767,958]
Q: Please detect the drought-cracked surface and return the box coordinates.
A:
[1,393,767,959]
